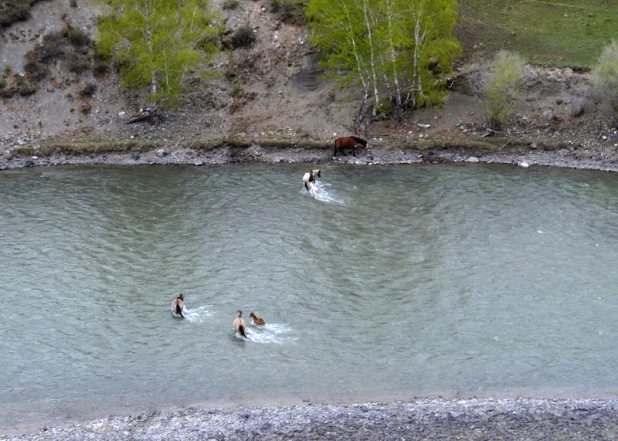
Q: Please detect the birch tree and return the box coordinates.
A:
[96,0,218,107]
[307,0,460,128]
[306,0,371,130]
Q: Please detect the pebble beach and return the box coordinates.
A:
[4,398,618,440]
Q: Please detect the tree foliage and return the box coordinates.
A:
[306,0,461,130]
[96,0,219,107]
[591,40,618,127]
[471,50,526,130]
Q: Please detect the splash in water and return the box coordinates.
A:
[245,322,296,344]
[307,181,345,205]
[178,305,212,323]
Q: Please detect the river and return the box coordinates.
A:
[1,163,617,431]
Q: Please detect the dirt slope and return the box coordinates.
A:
[1,0,617,165]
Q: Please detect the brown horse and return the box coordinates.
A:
[249,312,266,325]
[334,136,367,157]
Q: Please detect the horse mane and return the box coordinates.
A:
[351,136,367,145]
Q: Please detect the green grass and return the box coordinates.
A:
[456,0,618,68]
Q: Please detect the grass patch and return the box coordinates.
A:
[12,140,163,156]
[457,0,618,67]
[188,137,329,151]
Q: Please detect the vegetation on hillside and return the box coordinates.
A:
[456,0,618,67]
[592,40,618,127]
[96,0,220,108]
[306,0,461,132]
[0,0,44,28]
[0,24,99,99]
[470,51,526,130]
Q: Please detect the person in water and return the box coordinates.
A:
[233,310,249,339]
[172,293,185,318]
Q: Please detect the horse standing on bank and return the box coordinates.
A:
[334,136,367,157]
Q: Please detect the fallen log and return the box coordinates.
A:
[127,104,164,124]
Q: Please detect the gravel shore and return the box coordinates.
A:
[4,398,618,440]
[2,140,618,173]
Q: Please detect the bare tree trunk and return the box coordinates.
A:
[386,0,402,108]
[409,1,428,109]
[361,0,380,116]
[356,85,369,135]
[383,73,393,105]
[343,2,370,131]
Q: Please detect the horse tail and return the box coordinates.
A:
[239,324,249,339]
[352,136,367,146]
[175,302,184,318]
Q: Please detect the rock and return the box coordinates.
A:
[518,161,530,168]
[466,156,480,163]
[156,149,168,157]
[543,110,553,120]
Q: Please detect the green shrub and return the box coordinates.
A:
[471,50,526,130]
[222,0,239,9]
[65,52,90,73]
[78,83,97,98]
[62,25,92,48]
[231,26,256,48]
[374,101,393,119]
[591,40,618,127]
[23,49,50,81]
[14,75,37,96]
[38,33,65,62]
[93,52,110,76]
[269,0,307,25]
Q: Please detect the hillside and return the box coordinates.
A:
[1,0,618,171]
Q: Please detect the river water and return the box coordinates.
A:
[1,163,618,430]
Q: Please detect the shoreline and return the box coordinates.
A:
[2,137,618,173]
[4,398,618,440]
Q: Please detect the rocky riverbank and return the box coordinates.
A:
[4,398,618,440]
[2,136,618,173]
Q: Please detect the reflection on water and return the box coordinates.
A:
[1,163,618,431]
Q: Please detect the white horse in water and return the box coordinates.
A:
[303,169,321,195]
